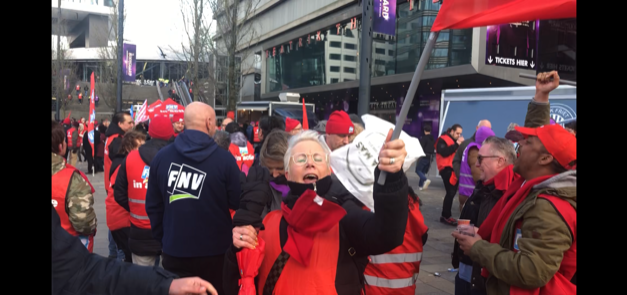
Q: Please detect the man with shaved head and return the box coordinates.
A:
[145,102,241,295]
[453,119,492,211]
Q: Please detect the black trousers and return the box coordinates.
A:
[110,227,132,263]
[94,157,104,172]
[162,252,225,295]
[84,148,94,172]
[440,167,459,218]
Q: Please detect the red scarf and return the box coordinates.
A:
[281,189,346,266]
[478,174,554,278]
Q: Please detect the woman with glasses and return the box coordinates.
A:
[224,130,410,295]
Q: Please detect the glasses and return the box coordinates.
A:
[477,155,501,165]
[291,153,328,165]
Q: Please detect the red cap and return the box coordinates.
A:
[149,116,175,140]
[285,117,301,132]
[326,111,354,135]
[514,124,576,169]
[171,113,184,123]
[227,111,235,119]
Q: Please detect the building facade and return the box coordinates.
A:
[230,0,549,138]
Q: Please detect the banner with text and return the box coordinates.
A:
[123,43,136,82]
[485,21,539,70]
[373,0,396,36]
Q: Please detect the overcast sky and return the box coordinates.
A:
[123,0,214,60]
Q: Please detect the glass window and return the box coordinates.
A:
[266,17,361,91]
[388,50,394,56]
[375,48,385,54]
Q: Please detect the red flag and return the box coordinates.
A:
[66,111,71,120]
[302,99,309,130]
[431,0,576,32]
[87,72,96,157]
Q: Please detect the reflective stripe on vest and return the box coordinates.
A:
[364,274,418,289]
[369,252,422,264]
[125,150,152,229]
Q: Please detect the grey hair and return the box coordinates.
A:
[284,130,331,172]
[507,122,519,131]
[213,130,231,150]
[483,136,516,164]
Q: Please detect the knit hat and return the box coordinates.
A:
[285,117,301,132]
[227,111,235,119]
[149,116,175,140]
[326,111,354,135]
[514,124,576,169]
[171,113,184,123]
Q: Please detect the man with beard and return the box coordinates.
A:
[436,124,464,226]
[321,110,354,151]
[453,71,576,295]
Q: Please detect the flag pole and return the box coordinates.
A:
[378,31,440,185]
[519,73,576,86]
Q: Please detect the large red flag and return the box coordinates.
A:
[87,72,96,157]
[431,0,576,32]
[302,99,309,130]
[66,111,71,120]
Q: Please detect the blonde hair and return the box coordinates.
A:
[348,123,364,143]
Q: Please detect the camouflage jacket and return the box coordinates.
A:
[51,153,97,235]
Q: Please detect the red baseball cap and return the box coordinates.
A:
[514,124,576,169]
[171,113,184,123]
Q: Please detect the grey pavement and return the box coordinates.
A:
[75,159,458,295]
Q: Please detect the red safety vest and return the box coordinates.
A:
[253,126,260,143]
[435,135,458,185]
[256,210,341,295]
[364,195,428,295]
[509,195,576,295]
[67,127,77,148]
[106,166,131,231]
[76,85,81,91]
[125,150,151,229]
[51,164,95,253]
[104,133,120,192]
[78,93,83,100]
[228,142,255,172]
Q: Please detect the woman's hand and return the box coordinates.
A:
[233,225,258,250]
[378,129,407,173]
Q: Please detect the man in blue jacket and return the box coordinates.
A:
[146,102,242,295]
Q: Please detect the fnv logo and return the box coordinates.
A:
[166,105,178,110]
[550,103,576,126]
[167,163,206,203]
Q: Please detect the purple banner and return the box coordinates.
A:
[395,93,440,139]
[123,43,136,82]
[373,0,396,36]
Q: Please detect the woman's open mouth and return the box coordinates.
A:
[303,174,319,184]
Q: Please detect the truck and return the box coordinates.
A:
[233,92,318,128]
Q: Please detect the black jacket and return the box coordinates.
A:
[52,205,176,295]
[451,180,505,292]
[105,122,126,163]
[224,168,409,295]
[115,139,170,256]
[420,133,435,155]
[83,128,101,157]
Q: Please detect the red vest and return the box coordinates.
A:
[256,210,340,295]
[51,164,95,253]
[228,142,255,173]
[67,127,77,148]
[509,195,576,295]
[435,135,458,185]
[78,93,83,100]
[253,126,260,143]
[104,133,120,192]
[106,166,131,231]
[363,196,428,295]
[125,150,151,229]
